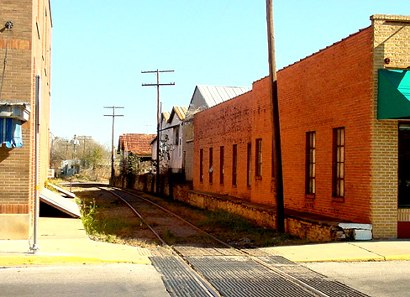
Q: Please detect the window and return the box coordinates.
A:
[332,128,345,198]
[199,149,203,183]
[209,147,213,184]
[174,126,179,145]
[232,144,237,186]
[220,146,224,185]
[305,132,316,195]
[247,142,252,187]
[255,139,262,177]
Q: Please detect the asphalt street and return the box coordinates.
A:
[0,264,170,297]
[305,260,410,297]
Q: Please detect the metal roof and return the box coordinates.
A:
[169,106,188,122]
[187,85,251,116]
[161,112,170,122]
[196,85,251,108]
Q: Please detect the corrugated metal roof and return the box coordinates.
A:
[118,133,156,156]
[161,112,170,122]
[197,85,251,108]
[169,106,188,122]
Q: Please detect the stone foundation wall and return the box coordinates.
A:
[174,185,342,242]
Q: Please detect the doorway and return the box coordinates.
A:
[398,124,410,237]
[399,124,410,207]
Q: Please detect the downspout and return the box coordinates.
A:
[30,75,40,253]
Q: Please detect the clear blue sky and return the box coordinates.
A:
[50,1,410,147]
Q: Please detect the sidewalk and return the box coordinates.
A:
[261,240,410,262]
[1,217,410,266]
[0,217,152,266]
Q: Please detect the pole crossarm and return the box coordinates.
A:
[142,69,174,74]
[142,83,175,87]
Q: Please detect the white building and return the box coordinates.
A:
[152,107,187,174]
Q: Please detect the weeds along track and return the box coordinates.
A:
[98,186,232,249]
[98,186,369,297]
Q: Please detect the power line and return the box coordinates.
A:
[142,69,175,195]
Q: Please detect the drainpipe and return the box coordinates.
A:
[30,75,40,253]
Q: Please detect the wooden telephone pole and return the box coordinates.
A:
[266,0,285,233]
[142,69,175,195]
[104,106,124,183]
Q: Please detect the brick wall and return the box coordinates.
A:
[193,80,275,205]
[370,15,410,238]
[0,0,52,239]
[278,27,374,224]
[192,15,410,239]
[0,0,34,211]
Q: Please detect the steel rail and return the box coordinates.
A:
[123,189,331,297]
[101,186,338,297]
[99,187,221,297]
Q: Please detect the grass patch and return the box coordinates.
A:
[77,191,150,246]
[75,186,305,249]
[201,210,255,231]
[162,230,177,245]
[79,199,98,235]
[198,209,299,247]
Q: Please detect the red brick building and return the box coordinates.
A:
[194,79,275,205]
[193,15,410,239]
[0,0,52,239]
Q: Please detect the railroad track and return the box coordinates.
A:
[100,186,368,297]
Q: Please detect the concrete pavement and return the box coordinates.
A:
[0,217,152,266]
[261,240,410,263]
[1,217,410,266]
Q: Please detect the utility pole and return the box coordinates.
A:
[142,69,175,195]
[266,0,285,233]
[77,135,92,156]
[104,106,124,183]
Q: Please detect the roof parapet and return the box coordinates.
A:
[371,14,410,23]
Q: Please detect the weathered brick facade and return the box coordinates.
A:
[278,27,374,224]
[193,15,410,239]
[194,78,276,205]
[0,0,52,239]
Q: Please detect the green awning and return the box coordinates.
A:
[378,69,410,120]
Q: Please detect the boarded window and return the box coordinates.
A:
[220,146,224,185]
[255,139,262,177]
[332,128,345,198]
[199,149,203,183]
[232,144,237,186]
[209,147,213,184]
[247,142,252,187]
[305,132,316,195]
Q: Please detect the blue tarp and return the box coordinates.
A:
[0,118,23,148]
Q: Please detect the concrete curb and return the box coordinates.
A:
[260,241,410,263]
[0,255,151,267]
